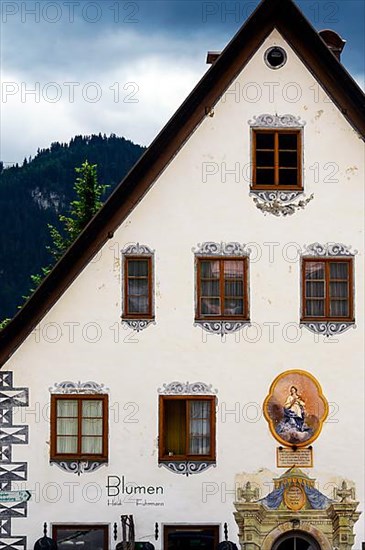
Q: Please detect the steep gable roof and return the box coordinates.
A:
[1,0,364,366]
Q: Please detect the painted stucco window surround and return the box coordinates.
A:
[121,243,156,332]
[249,114,314,216]
[49,381,109,475]
[193,242,251,336]
[158,381,218,476]
[300,243,357,337]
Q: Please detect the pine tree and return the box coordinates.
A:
[47,161,108,262]
[21,161,108,304]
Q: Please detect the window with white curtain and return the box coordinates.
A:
[301,258,354,321]
[50,395,108,461]
[123,256,153,319]
[159,396,216,462]
[196,257,249,320]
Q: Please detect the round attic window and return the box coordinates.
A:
[264,47,287,69]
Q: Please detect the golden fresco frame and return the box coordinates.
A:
[263,370,329,448]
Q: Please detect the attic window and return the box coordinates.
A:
[265,47,287,69]
[252,129,302,190]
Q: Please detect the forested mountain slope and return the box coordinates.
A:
[0,134,145,318]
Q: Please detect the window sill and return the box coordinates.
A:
[194,319,250,336]
[300,320,355,337]
[159,459,216,477]
[121,318,156,332]
[50,459,107,475]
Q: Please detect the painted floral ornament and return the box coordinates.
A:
[263,370,328,447]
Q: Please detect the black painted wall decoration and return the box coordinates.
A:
[0,372,29,550]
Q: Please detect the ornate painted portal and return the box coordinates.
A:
[234,468,361,550]
[263,370,328,447]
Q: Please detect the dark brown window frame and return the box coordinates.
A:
[301,257,354,322]
[50,394,108,462]
[52,524,109,550]
[158,395,216,462]
[163,525,219,550]
[195,256,249,321]
[251,128,302,190]
[122,255,154,320]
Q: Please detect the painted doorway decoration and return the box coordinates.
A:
[258,468,332,512]
[234,468,360,549]
[263,370,328,448]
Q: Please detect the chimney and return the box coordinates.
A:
[206,51,221,65]
[319,29,346,61]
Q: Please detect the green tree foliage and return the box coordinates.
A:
[49,161,108,260]
[0,318,10,330]
[23,161,108,300]
[0,134,145,319]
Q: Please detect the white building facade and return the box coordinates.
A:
[0,0,364,549]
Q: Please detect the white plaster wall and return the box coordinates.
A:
[6,30,365,548]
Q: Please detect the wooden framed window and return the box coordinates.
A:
[252,129,302,190]
[159,396,216,462]
[196,257,249,320]
[164,525,219,550]
[301,258,354,321]
[50,394,108,461]
[53,525,108,550]
[123,255,153,319]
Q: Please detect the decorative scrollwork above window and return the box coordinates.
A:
[52,460,106,476]
[159,461,216,477]
[49,381,109,394]
[302,242,357,257]
[249,114,306,128]
[122,243,154,256]
[193,241,250,257]
[158,381,217,395]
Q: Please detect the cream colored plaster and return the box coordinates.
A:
[5,29,364,547]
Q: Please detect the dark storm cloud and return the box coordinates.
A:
[2,0,364,75]
[1,0,363,164]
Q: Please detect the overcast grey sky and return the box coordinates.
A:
[1,0,364,165]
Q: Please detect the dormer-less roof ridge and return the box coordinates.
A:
[1,0,364,366]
